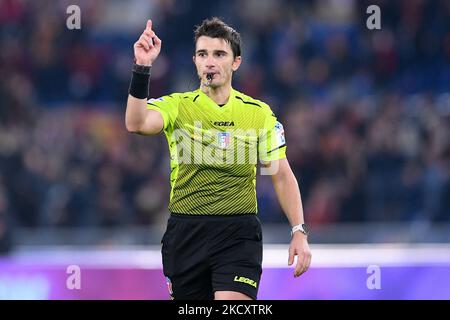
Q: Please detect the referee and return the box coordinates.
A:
[125,17,311,300]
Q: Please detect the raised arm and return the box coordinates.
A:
[125,19,164,135]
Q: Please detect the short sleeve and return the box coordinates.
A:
[146,93,180,132]
[258,110,287,163]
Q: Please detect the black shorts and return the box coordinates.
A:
[161,213,263,300]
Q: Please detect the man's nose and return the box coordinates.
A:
[205,55,216,68]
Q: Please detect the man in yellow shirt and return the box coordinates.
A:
[125,17,311,300]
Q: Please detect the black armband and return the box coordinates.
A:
[128,63,152,99]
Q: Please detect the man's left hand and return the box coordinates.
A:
[288,232,312,277]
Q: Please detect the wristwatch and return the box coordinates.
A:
[291,224,309,237]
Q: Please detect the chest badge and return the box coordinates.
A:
[217,132,231,149]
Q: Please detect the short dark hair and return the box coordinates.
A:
[194,17,241,58]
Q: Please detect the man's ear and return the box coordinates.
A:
[232,56,242,72]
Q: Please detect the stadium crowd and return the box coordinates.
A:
[0,0,448,240]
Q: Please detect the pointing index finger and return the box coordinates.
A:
[146,19,153,31]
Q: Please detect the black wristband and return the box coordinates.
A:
[132,63,151,75]
[128,64,151,99]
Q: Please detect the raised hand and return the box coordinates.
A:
[133,19,162,66]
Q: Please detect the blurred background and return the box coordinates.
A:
[0,0,449,299]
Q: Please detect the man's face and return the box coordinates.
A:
[193,36,241,88]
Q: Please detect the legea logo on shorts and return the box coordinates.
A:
[233,276,257,288]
